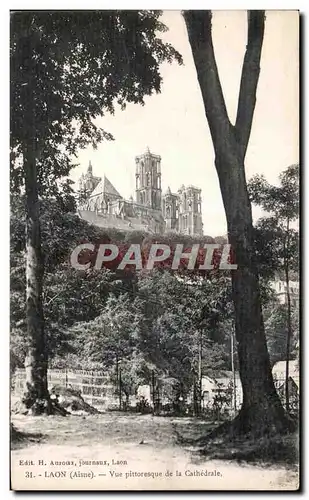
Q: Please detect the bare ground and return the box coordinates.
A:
[11,411,299,491]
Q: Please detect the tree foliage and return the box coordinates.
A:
[10,10,182,192]
[264,301,299,367]
[248,164,299,414]
[249,164,299,280]
[10,11,182,411]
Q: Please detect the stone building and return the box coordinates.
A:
[77,148,203,236]
[271,279,299,307]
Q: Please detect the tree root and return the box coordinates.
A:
[173,410,298,466]
[12,396,68,416]
[200,409,296,445]
[174,405,298,458]
[191,406,298,454]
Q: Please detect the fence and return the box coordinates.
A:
[12,369,299,416]
[12,368,117,410]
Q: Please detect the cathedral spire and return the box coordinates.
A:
[87,160,93,175]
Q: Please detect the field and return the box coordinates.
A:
[11,411,299,491]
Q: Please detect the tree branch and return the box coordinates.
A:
[235,11,265,160]
[183,11,233,155]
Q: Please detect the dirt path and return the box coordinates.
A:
[11,413,299,491]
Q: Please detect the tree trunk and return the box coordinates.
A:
[151,369,155,414]
[15,25,53,415]
[284,218,292,414]
[221,157,288,433]
[193,379,199,417]
[119,365,122,411]
[231,327,237,416]
[22,144,51,414]
[197,329,202,415]
[184,10,291,435]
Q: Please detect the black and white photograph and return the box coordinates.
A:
[9,9,299,491]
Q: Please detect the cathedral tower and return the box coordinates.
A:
[78,161,101,200]
[177,185,203,236]
[135,147,162,210]
[163,186,178,231]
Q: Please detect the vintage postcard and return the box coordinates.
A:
[10,9,299,491]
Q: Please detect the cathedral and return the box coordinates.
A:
[77,148,203,236]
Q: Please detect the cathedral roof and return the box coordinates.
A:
[90,174,122,199]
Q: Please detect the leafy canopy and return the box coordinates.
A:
[248,164,299,279]
[10,11,182,193]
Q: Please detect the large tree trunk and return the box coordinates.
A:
[22,144,51,414]
[184,10,291,435]
[217,150,288,434]
[18,30,53,414]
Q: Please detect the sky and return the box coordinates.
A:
[70,10,299,237]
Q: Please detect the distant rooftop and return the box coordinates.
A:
[88,174,122,199]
